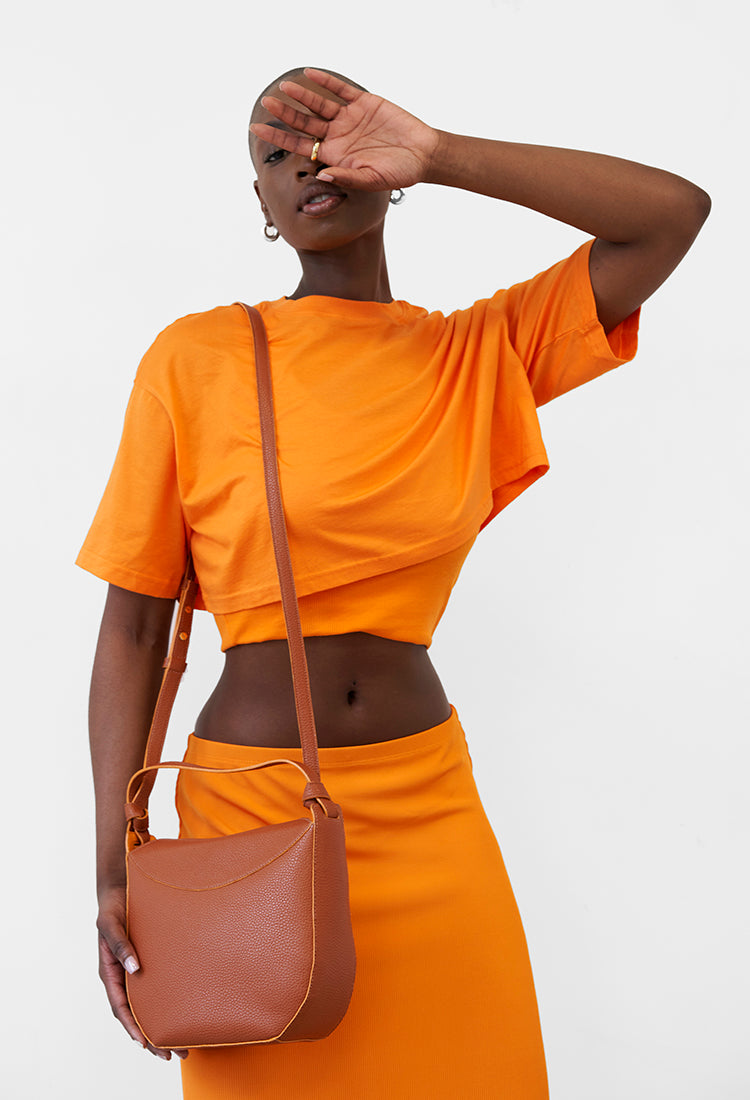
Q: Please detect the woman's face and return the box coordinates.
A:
[251,74,391,252]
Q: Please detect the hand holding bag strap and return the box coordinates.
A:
[127,303,327,843]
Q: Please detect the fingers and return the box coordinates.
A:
[250,122,320,161]
[303,68,360,103]
[315,166,388,192]
[145,1042,189,1061]
[276,82,341,121]
[97,919,189,1061]
[96,910,140,982]
[98,929,147,1046]
[259,95,328,137]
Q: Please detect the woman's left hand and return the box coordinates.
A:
[250,69,439,192]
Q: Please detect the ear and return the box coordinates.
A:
[253,180,268,214]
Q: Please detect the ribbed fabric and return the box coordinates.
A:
[176,708,548,1099]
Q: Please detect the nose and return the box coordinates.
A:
[297,159,329,178]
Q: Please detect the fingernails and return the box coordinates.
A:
[157,1051,171,1061]
[124,955,139,974]
[317,172,334,182]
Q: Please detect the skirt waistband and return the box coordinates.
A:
[184,704,463,771]
[178,704,478,836]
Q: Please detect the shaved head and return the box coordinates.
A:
[248,67,366,167]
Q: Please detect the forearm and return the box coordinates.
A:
[89,594,172,894]
[423,132,710,246]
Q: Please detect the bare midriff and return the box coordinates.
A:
[194,632,451,749]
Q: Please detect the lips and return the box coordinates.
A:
[298,181,347,217]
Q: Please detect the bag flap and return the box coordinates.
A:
[127,818,313,890]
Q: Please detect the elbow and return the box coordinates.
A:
[672,181,711,243]
[690,184,712,229]
[651,181,711,258]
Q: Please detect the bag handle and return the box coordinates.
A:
[126,304,328,846]
[124,757,332,848]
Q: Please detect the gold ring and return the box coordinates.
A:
[311,139,321,162]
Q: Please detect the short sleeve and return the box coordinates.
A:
[76,382,188,597]
[492,238,640,407]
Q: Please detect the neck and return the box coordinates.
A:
[289,229,392,302]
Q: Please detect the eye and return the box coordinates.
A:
[264,148,286,165]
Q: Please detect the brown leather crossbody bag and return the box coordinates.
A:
[123,304,356,1050]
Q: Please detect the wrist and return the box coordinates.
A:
[418,126,447,185]
[422,129,475,188]
[97,859,128,900]
[97,877,126,898]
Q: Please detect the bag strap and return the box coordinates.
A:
[240,303,322,783]
[126,304,326,843]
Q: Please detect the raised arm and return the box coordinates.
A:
[423,134,710,332]
[251,68,710,332]
[88,584,186,1061]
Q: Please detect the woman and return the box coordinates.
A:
[79,67,709,1098]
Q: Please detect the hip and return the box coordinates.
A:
[177,706,549,1099]
[178,705,507,897]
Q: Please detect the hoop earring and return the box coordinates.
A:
[264,224,280,242]
[389,189,406,206]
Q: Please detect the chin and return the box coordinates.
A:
[289,216,388,253]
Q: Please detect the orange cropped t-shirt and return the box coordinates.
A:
[77,240,639,649]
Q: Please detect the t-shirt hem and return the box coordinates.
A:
[201,449,551,613]
[482,450,550,529]
[574,240,640,367]
[75,549,181,599]
[202,516,484,613]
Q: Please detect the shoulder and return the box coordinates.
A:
[134,303,248,396]
[453,242,593,325]
[138,303,246,364]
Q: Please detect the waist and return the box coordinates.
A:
[194,632,451,749]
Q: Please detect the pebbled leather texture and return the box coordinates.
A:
[129,819,312,890]
[127,823,316,1048]
[124,305,356,1049]
[277,803,357,1042]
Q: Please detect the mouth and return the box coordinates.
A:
[298,181,347,217]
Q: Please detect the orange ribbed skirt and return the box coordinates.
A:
[175,707,548,1099]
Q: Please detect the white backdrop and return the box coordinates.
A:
[2,1,747,1097]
